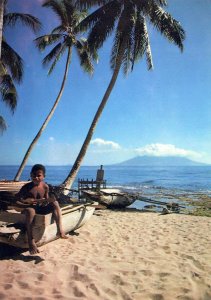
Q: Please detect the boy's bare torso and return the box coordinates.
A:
[18,181,49,203]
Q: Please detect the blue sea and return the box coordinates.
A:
[1,165,211,209]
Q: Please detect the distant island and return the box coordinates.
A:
[114,156,208,167]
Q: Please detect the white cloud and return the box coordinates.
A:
[91,138,121,150]
[49,137,55,141]
[135,143,202,159]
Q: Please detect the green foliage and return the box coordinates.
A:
[0,116,7,134]
[35,34,63,51]
[4,13,41,32]
[189,208,211,218]
[36,0,97,76]
[79,0,185,74]
[1,40,23,83]
[177,195,211,217]
[0,5,41,133]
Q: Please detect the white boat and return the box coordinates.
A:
[0,203,95,249]
[81,188,137,208]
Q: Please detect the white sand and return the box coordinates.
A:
[0,209,211,300]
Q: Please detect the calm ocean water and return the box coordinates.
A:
[1,165,211,209]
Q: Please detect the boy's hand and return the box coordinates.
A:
[23,198,37,205]
[36,198,48,205]
[15,198,37,207]
[39,197,55,204]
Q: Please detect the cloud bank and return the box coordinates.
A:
[91,138,121,150]
[135,143,201,159]
[30,138,204,165]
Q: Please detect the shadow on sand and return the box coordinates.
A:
[0,243,44,264]
[94,207,158,215]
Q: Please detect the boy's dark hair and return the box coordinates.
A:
[31,164,46,175]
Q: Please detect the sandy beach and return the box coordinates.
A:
[0,209,211,300]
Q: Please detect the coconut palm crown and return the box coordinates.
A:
[79,0,185,72]
[0,2,41,133]
[14,0,97,181]
[62,0,185,190]
[34,0,97,76]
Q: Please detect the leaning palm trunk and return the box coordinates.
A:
[62,46,125,193]
[0,0,4,58]
[14,47,71,181]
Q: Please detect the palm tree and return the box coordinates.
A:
[62,0,185,192]
[0,1,41,133]
[14,0,97,181]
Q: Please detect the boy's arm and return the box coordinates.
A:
[15,199,37,207]
[43,184,57,204]
[45,184,49,200]
[39,184,56,204]
[15,192,37,206]
[15,186,37,206]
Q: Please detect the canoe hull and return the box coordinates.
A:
[82,188,136,208]
[0,204,95,248]
[0,180,28,193]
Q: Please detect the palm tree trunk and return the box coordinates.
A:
[62,46,125,193]
[14,47,72,181]
[0,0,5,58]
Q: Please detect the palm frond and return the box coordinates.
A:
[131,14,145,69]
[76,0,109,9]
[91,47,99,63]
[122,37,133,75]
[152,0,167,6]
[4,13,41,32]
[77,5,102,33]
[110,3,134,72]
[79,0,120,34]
[144,24,153,70]
[144,1,185,51]
[74,9,88,26]
[0,116,7,134]
[121,10,135,75]
[0,74,17,112]
[76,39,98,74]
[0,60,6,76]
[43,0,67,26]
[1,40,24,82]
[63,0,75,28]
[87,1,122,52]
[110,21,129,72]
[131,15,153,71]
[43,42,68,75]
[34,33,63,51]
[78,49,94,74]
[51,25,65,34]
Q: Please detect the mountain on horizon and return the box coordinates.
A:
[115,156,207,167]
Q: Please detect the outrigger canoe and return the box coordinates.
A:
[81,188,137,209]
[0,202,95,249]
[0,181,95,249]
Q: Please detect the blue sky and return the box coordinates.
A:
[1,0,211,166]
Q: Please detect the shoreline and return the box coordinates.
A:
[0,209,211,299]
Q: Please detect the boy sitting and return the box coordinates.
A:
[16,164,67,255]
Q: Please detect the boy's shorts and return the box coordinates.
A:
[33,203,54,215]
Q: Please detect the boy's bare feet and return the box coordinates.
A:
[29,239,40,255]
[57,231,69,239]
